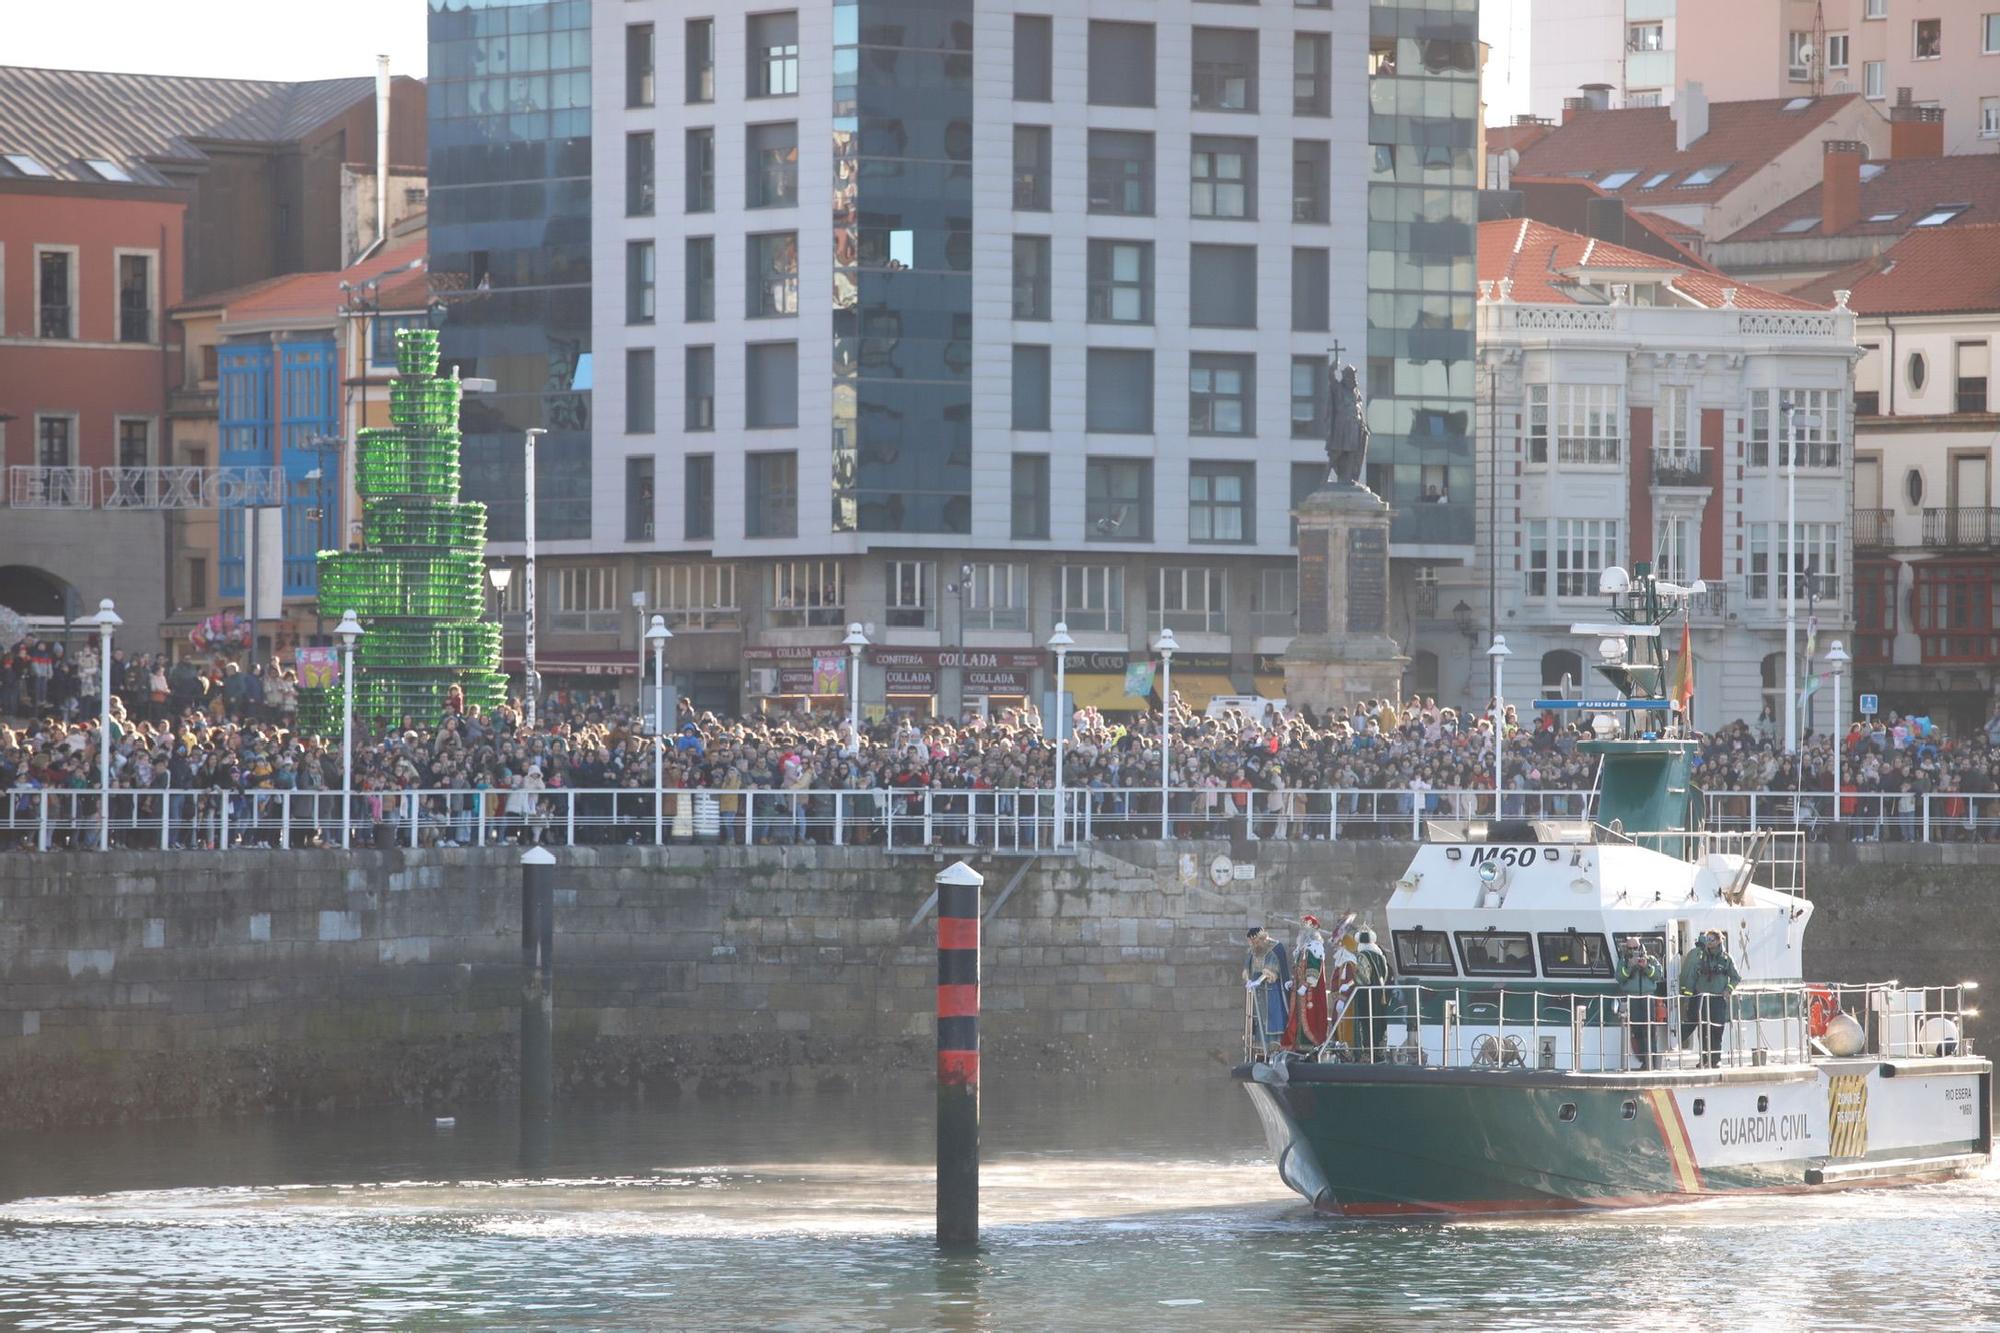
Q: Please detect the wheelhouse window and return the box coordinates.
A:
[1393,929,1456,977]
[1456,931,1536,978]
[1538,932,1612,979]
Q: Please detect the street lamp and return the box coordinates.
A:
[337,609,364,849]
[843,621,870,739]
[522,426,547,729]
[94,598,121,851]
[1152,626,1179,838]
[1046,620,1074,847]
[487,563,513,624]
[1487,634,1512,821]
[646,614,672,846]
[1826,639,1850,823]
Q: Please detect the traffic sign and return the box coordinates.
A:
[1859,693,1879,717]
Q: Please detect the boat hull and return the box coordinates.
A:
[1237,1057,1991,1217]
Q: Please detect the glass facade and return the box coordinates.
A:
[1367,0,1477,547]
[427,0,593,542]
[831,0,975,535]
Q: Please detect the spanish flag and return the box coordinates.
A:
[1669,618,1695,711]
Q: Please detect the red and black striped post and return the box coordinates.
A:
[935,859,983,1249]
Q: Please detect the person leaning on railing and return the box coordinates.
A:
[1615,937,1665,1071]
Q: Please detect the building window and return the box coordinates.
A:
[1863,60,1885,98]
[746,122,798,209]
[1787,31,1815,80]
[745,341,799,428]
[116,418,150,470]
[1982,97,2000,139]
[1654,513,1692,583]
[886,560,936,628]
[746,451,799,538]
[1012,236,1051,320]
[1013,126,1052,211]
[1956,342,1989,413]
[750,11,800,97]
[686,17,714,102]
[1012,345,1051,431]
[1086,457,1153,540]
[1086,349,1154,434]
[1190,353,1254,436]
[1012,453,1051,539]
[685,346,715,431]
[626,23,655,107]
[626,240,655,324]
[1527,519,1620,599]
[1190,243,1256,327]
[1294,32,1331,115]
[1089,131,1154,216]
[686,127,714,211]
[1914,17,1942,59]
[370,314,424,368]
[626,347,655,434]
[685,454,715,541]
[1292,247,1329,332]
[1629,21,1665,51]
[1865,0,1886,16]
[1192,136,1254,219]
[1749,523,1842,601]
[1088,21,1155,107]
[1628,90,1663,108]
[1526,384,1621,464]
[1060,564,1125,632]
[1158,566,1228,633]
[1088,240,1153,324]
[748,232,798,317]
[37,249,72,339]
[1657,384,1693,468]
[553,566,617,622]
[625,455,655,541]
[1768,390,1844,467]
[769,560,844,627]
[1192,27,1258,112]
[1291,357,1327,439]
[1015,14,1053,101]
[1189,462,1254,543]
[964,562,1030,630]
[187,557,207,609]
[649,561,737,629]
[1293,140,1330,222]
[117,253,152,343]
[1255,567,1298,633]
[1987,13,2000,52]
[686,236,715,322]
[625,132,656,216]
[37,414,74,468]
[1826,32,1850,68]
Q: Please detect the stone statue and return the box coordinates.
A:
[1325,361,1370,487]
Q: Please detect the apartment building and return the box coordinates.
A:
[1528,0,1679,121]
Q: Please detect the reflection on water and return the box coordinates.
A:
[1,1074,1997,1330]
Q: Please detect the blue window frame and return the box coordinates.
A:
[371,314,426,368]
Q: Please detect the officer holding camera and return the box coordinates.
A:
[1614,937,1664,1070]
[1680,931,1741,1068]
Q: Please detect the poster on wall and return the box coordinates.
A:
[811,654,847,695]
[295,646,340,687]
[1123,660,1156,697]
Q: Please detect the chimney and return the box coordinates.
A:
[1580,82,1613,112]
[1585,195,1627,245]
[1889,94,1944,159]
[1672,81,1709,151]
[374,54,392,251]
[1821,140,1864,235]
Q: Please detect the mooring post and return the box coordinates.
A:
[935,859,983,1249]
[520,845,556,1168]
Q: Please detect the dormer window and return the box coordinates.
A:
[1776,216,1820,234]
[1680,163,1732,187]
[1914,204,1968,227]
[82,158,132,182]
[3,152,51,177]
[1597,169,1640,190]
[1639,172,1672,189]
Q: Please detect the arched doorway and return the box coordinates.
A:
[1541,649,1585,697]
[0,565,77,619]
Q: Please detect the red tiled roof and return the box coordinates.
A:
[1479,218,1823,310]
[1510,176,1720,272]
[1515,95,1868,205]
[1487,122,1554,156]
[1724,154,2000,241]
[1792,223,2000,315]
[220,242,426,325]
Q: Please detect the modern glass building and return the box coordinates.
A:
[1366,0,1479,553]
[427,0,594,544]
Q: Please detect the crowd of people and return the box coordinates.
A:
[5,637,2000,848]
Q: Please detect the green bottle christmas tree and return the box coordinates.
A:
[300,327,507,734]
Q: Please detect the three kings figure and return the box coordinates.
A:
[1285,914,1359,1052]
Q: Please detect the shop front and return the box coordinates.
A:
[867,647,1046,719]
[744,645,849,715]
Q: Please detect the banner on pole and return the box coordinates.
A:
[1123,660,1156,697]
[295,646,340,688]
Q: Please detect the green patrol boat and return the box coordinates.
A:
[1236,569,1992,1217]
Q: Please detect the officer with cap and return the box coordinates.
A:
[1614,936,1664,1070]
[1679,930,1741,1068]
[1351,926,1392,1061]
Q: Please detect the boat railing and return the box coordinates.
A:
[1246,979,1977,1073]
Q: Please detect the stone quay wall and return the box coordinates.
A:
[0,840,1991,1128]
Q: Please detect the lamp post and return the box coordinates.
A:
[1046,621,1073,847]
[1826,639,1850,823]
[522,426,547,729]
[487,563,513,624]
[1152,626,1179,838]
[1487,634,1511,820]
[336,609,364,849]
[843,621,870,739]
[94,598,121,851]
[646,614,672,845]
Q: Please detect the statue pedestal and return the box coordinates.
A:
[1282,483,1408,711]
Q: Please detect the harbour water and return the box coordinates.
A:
[2,1073,1997,1331]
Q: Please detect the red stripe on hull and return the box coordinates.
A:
[937,918,979,949]
[936,984,980,1018]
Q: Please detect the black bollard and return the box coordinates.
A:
[520,846,556,1169]
[935,859,983,1249]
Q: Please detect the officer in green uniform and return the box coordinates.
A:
[1679,931,1741,1068]
[1614,937,1664,1070]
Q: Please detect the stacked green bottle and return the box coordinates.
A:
[303,327,508,731]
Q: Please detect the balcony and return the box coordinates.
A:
[1651,447,1711,487]
[1854,509,1896,549]
[1922,507,2000,548]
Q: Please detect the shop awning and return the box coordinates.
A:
[501,651,639,677]
[1165,672,1235,711]
[1068,674,1147,712]
[1253,673,1285,699]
